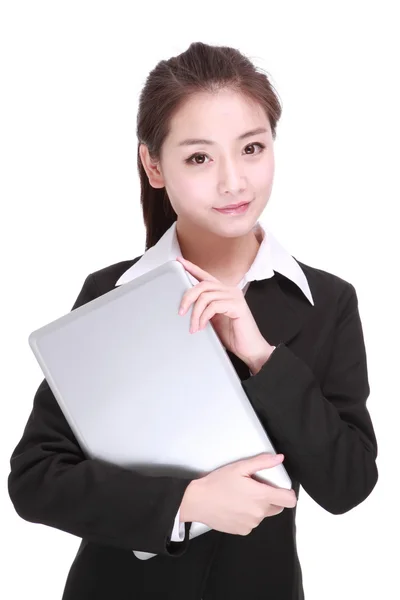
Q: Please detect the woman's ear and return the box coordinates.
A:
[139,143,165,189]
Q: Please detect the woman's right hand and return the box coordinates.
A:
[180,453,297,536]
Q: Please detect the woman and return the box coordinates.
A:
[8,41,378,600]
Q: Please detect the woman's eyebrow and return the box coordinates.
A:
[176,127,269,147]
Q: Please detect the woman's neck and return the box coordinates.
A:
[176,220,262,286]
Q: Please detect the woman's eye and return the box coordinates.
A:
[185,142,266,166]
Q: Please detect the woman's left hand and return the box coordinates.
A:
[176,256,275,373]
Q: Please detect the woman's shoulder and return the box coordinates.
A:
[293,257,357,307]
[89,255,144,295]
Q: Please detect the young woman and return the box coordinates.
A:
[8,41,378,600]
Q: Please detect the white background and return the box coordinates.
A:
[1,1,398,598]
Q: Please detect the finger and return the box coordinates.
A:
[176,256,220,283]
[266,488,297,509]
[190,292,232,331]
[200,299,241,327]
[266,505,284,517]
[180,281,222,315]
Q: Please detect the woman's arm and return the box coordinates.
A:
[241,281,378,514]
[8,274,193,556]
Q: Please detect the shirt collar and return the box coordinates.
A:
[115,220,314,306]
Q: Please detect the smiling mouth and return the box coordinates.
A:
[214,202,251,215]
[213,198,254,214]
[216,201,249,210]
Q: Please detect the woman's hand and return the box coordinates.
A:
[180,453,297,535]
[176,256,275,373]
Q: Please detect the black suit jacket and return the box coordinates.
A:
[8,255,378,600]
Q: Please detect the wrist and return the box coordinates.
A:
[247,342,276,375]
[180,478,203,523]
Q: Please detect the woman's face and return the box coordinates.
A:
[141,89,275,239]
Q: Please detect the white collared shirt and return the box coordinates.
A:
[116,220,314,306]
[115,219,314,541]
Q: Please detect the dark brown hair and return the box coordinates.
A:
[136,41,283,250]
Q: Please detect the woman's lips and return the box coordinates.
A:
[214,201,251,215]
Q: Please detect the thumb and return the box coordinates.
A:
[239,453,284,476]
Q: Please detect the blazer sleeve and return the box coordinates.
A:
[7,273,193,557]
[241,281,378,515]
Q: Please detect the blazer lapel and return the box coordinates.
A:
[226,273,309,379]
[246,274,306,347]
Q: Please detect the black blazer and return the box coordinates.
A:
[8,255,378,600]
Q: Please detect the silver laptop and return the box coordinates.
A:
[28,259,291,561]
